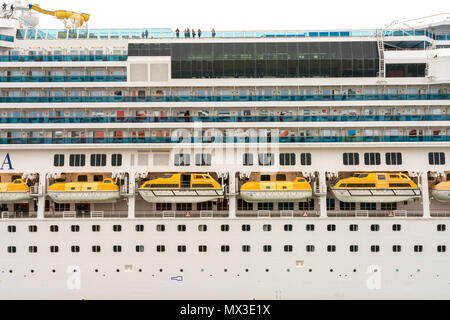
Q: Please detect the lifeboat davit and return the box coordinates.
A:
[331,173,421,203]
[48,179,120,203]
[240,177,313,202]
[431,181,450,202]
[138,174,224,203]
[0,179,32,203]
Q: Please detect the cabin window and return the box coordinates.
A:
[392,245,401,252]
[263,224,272,232]
[349,245,359,252]
[340,202,355,211]
[284,245,293,252]
[306,224,315,231]
[437,224,446,232]
[414,245,423,253]
[258,203,274,211]
[393,224,402,232]
[29,246,38,253]
[221,245,230,252]
[381,203,397,211]
[349,224,359,232]
[327,245,336,252]
[113,246,122,253]
[112,154,122,167]
[198,225,208,232]
[371,224,380,232]
[259,153,274,166]
[50,225,59,232]
[195,154,212,166]
[343,153,359,165]
[360,203,376,211]
[327,199,335,211]
[327,224,336,232]
[386,153,402,165]
[28,225,37,233]
[92,225,101,232]
[243,153,254,166]
[280,153,296,166]
[136,225,144,232]
[177,245,187,253]
[157,245,166,252]
[279,203,294,211]
[174,154,190,166]
[50,246,59,253]
[176,203,192,211]
[113,225,122,232]
[242,224,251,232]
[136,246,145,253]
[71,225,80,232]
[238,199,253,211]
[69,154,86,167]
[306,245,315,252]
[221,225,230,232]
[371,245,380,252]
[429,152,446,165]
[284,224,293,232]
[197,202,213,211]
[364,153,381,165]
[198,245,207,253]
[156,203,172,211]
[438,245,446,253]
[156,225,166,232]
[299,199,315,211]
[91,154,107,167]
[242,245,251,252]
[300,153,312,166]
[263,245,272,253]
[54,154,65,167]
[7,226,16,233]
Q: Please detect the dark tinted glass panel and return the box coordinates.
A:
[129,42,378,78]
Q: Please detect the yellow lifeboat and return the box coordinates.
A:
[331,173,421,203]
[48,179,120,203]
[240,177,312,202]
[0,179,32,203]
[431,181,450,202]
[138,174,224,203]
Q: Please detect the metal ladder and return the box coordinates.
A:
[376,29,386,80]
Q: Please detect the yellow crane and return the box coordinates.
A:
[28,3,90,29]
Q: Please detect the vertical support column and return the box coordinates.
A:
[37,173,46,219]
[421,171,431,219]
[128,172,136,219]
[228,172,237,219]
[318,171,327,219]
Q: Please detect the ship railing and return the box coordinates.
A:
[1,211,9,219]
[30,185,40,196]
[135,211,229,218]
[91,211,105,219]
[162,211,176,218]
[327,210,423,218]
[62,211,76,219]
[431,211,450,218]
[280,211,294,218]
[200,211,214,218]
[237,211,319,218]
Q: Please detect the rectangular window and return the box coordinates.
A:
[243,153,254,166]
[280,153,296,166]
[258,203,274,211]
[111,154,122,167]
[300,153,312,166]
[364,153,381,166]
[238,199,253,211]
[54,154,64,167]
[429,152,446,165]
[299,199,315,211]
[69,154,86,167]
[278,202,294,211]
[327,199,335,211]
[343,153,359,165]
[381,203,397,211]
[90,154,107,167]
[386,153,402,165]
[197,202,213,211]
[340,202,356,211]
[258,153,274,166]
[360,203,377,211]
[176,203,192,211]
[156,203,172,211]
[175,154,190,166]
[195,154,212,166]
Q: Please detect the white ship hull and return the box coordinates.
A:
[47,191,120,203]
[240,190,313,202]
[0,192,31,203]
[431,189,450,202]
[331,189,421,203]
[138,189,224,203]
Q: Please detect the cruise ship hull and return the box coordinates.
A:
[331,189,422,203]
[240,190,313,202]
[0,192,31,203]
[47,191,121,203]
[138,189,224,203]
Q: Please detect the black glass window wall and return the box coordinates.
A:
[386,64,426,77]
[129,42,379,78]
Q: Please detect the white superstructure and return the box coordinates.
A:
[0,3,449,300]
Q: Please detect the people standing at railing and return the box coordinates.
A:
[2,3,7,12]
[198,29,202,38]
[212,28,216,38]
[175,28,180,38]
[192,28,196,38]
